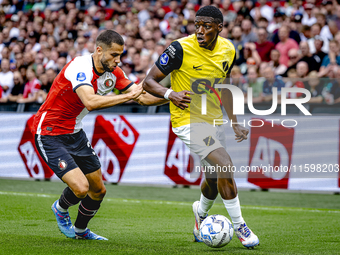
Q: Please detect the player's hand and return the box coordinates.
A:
[233,124,249,143]
[168,90,193,110]
[127,84,145,99]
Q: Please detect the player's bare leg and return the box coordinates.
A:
[205,147,259,248]
[62,168,90,199]
[74,169,108,240]
[201,173,218,200]
[205,148,237,199]
[51,168,88,238]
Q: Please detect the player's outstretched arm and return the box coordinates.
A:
[123,82,169,106]
[143,65,168,98]
[144,65,192,110]
[76,84,144,111]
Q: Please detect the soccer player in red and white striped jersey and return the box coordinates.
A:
[33,30,167,240]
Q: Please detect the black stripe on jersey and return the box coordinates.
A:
[226,51,236,76]
[119,81,134,92]
[155,41,183,76]
[73,83,93,93]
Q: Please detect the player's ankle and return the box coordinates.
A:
[234,222,243,230]
[199,212,208,218]
[74,227,87,233]
[56,200,67,212]
[197,207,208,218]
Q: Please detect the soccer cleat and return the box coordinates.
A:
[234,222,259,248]
[51,200,75,238]
[75,229,108,240]
[192,201,207,242]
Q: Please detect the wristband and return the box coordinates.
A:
[164,89,173,100]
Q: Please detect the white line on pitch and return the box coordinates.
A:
[1,191,340,214]
[0,191,55,198]
[106,198,340,214]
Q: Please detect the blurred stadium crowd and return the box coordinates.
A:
[1,0,340,109]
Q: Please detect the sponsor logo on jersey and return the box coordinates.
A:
[167,44,176,58]
[160,53,169,65]
[105,79,114,87]
[58,160,68,170]
[76,72,86,82]
[193,64,203,71]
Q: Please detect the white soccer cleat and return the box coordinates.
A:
[192,201,207,242]
[234,222,259,249]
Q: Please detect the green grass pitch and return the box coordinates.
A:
[0,178,340,255]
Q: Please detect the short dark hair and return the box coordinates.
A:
[96,30,124,49]
[196,5,223,24]
[258,16,268,23]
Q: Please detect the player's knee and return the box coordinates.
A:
[213,157,233,171]
[73,183,89,198]
[91,185,106,199]
[97,185,106,199]
[221,159,233,169]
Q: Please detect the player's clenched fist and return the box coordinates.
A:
[127,84,145,99]
[169,90,193,110]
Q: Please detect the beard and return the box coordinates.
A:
[101,57,114,72]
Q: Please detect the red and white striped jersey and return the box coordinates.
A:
[33,54,133,136]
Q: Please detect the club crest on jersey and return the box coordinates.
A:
[203,136,215,146]
[104,79,114,87]
[76,72,86,82]
[160,53,169,65]
[58,160,68,170]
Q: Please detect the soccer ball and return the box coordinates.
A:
[199,214,233,248]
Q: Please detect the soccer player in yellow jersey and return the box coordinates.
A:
[144,6,259,248]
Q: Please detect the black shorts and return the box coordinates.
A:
[35,129,101,179]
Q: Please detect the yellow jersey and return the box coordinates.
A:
[155,34,236,128]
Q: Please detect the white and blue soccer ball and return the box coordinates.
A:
[199,214,234,248]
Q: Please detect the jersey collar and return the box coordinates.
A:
[92,55,105,76]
